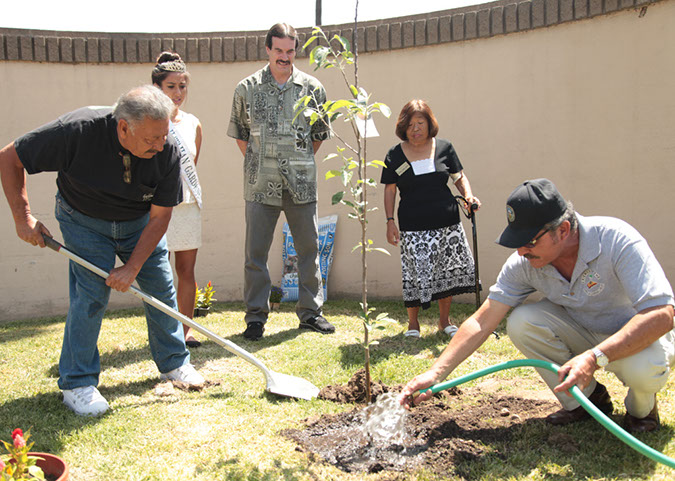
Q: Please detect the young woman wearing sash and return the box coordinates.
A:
[152,52,204,348]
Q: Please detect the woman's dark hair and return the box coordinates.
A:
[265,23,299,49]
[394,99,440,141]
[151,51,190,86]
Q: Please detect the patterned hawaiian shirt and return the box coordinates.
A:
[227,65,331,206]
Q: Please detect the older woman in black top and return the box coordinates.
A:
[381,99,481,338]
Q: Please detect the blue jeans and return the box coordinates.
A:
[55,193,189,390]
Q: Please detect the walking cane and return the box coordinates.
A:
[455,197,498,339]
[454,195,481,310]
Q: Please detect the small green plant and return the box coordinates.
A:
[269,286,283,304]
[194,281,216,309]
[1,428,45,480]
[296,14,396,402]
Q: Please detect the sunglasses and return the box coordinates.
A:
[122,154,131,184]
[522,228,550,249]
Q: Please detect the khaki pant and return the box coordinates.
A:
[506,299,675,417]
[244,191,323,325]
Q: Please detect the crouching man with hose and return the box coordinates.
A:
[0,85,205,416]
[400,178,675,433]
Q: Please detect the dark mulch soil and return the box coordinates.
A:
[282,369,559,478]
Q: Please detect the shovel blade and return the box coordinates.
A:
[266,370,320,400]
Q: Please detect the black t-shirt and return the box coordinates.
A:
[380,138,463,231]
[15,107,182,221]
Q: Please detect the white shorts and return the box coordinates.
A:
[165,202,201,252]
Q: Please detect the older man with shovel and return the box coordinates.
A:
[402,178,675,433]
[0,85,204,416]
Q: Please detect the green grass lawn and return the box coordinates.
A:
[2,299,675,480]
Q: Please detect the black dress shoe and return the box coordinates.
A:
[185,338,202,348]
[243,322,265,340]
[625,403,659,433]
[299,315,335,334]
[546,382,613,426]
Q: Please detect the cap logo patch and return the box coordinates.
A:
[506,205,515,223]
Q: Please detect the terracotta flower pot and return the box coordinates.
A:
[270,302,280,311]
[32,452,69,481]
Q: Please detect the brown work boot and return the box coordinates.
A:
[625,402,659,433]
[546,382,613,426]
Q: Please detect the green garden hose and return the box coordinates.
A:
[424,359,675,468]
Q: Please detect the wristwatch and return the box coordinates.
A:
[592,347,609,368]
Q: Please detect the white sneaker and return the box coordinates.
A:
[62,386,110,416]
[160,364,205,385]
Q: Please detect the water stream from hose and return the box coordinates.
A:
[360,391,410,445]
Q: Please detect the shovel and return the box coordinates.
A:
[42,234,320,400]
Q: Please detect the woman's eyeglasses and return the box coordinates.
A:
[122,154,131,184]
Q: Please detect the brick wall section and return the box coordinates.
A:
[0,0,662,64]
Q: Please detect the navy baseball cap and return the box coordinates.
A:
[496,178,567,248]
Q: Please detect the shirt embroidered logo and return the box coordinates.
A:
[581,269,605,296]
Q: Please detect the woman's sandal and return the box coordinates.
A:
[440,325,458,337]
[404,329,421,338]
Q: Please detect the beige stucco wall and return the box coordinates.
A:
[1,1,674,320]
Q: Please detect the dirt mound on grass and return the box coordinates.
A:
[283,369,558,478]
[318,368,390,403]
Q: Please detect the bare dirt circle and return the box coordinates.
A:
[282,369,560,478]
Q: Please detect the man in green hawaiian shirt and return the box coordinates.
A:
[227,22,335,340]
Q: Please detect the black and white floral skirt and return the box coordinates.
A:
[400,223,477,309]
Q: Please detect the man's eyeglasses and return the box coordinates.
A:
[122,154,131,184]
[523,228,550,249]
